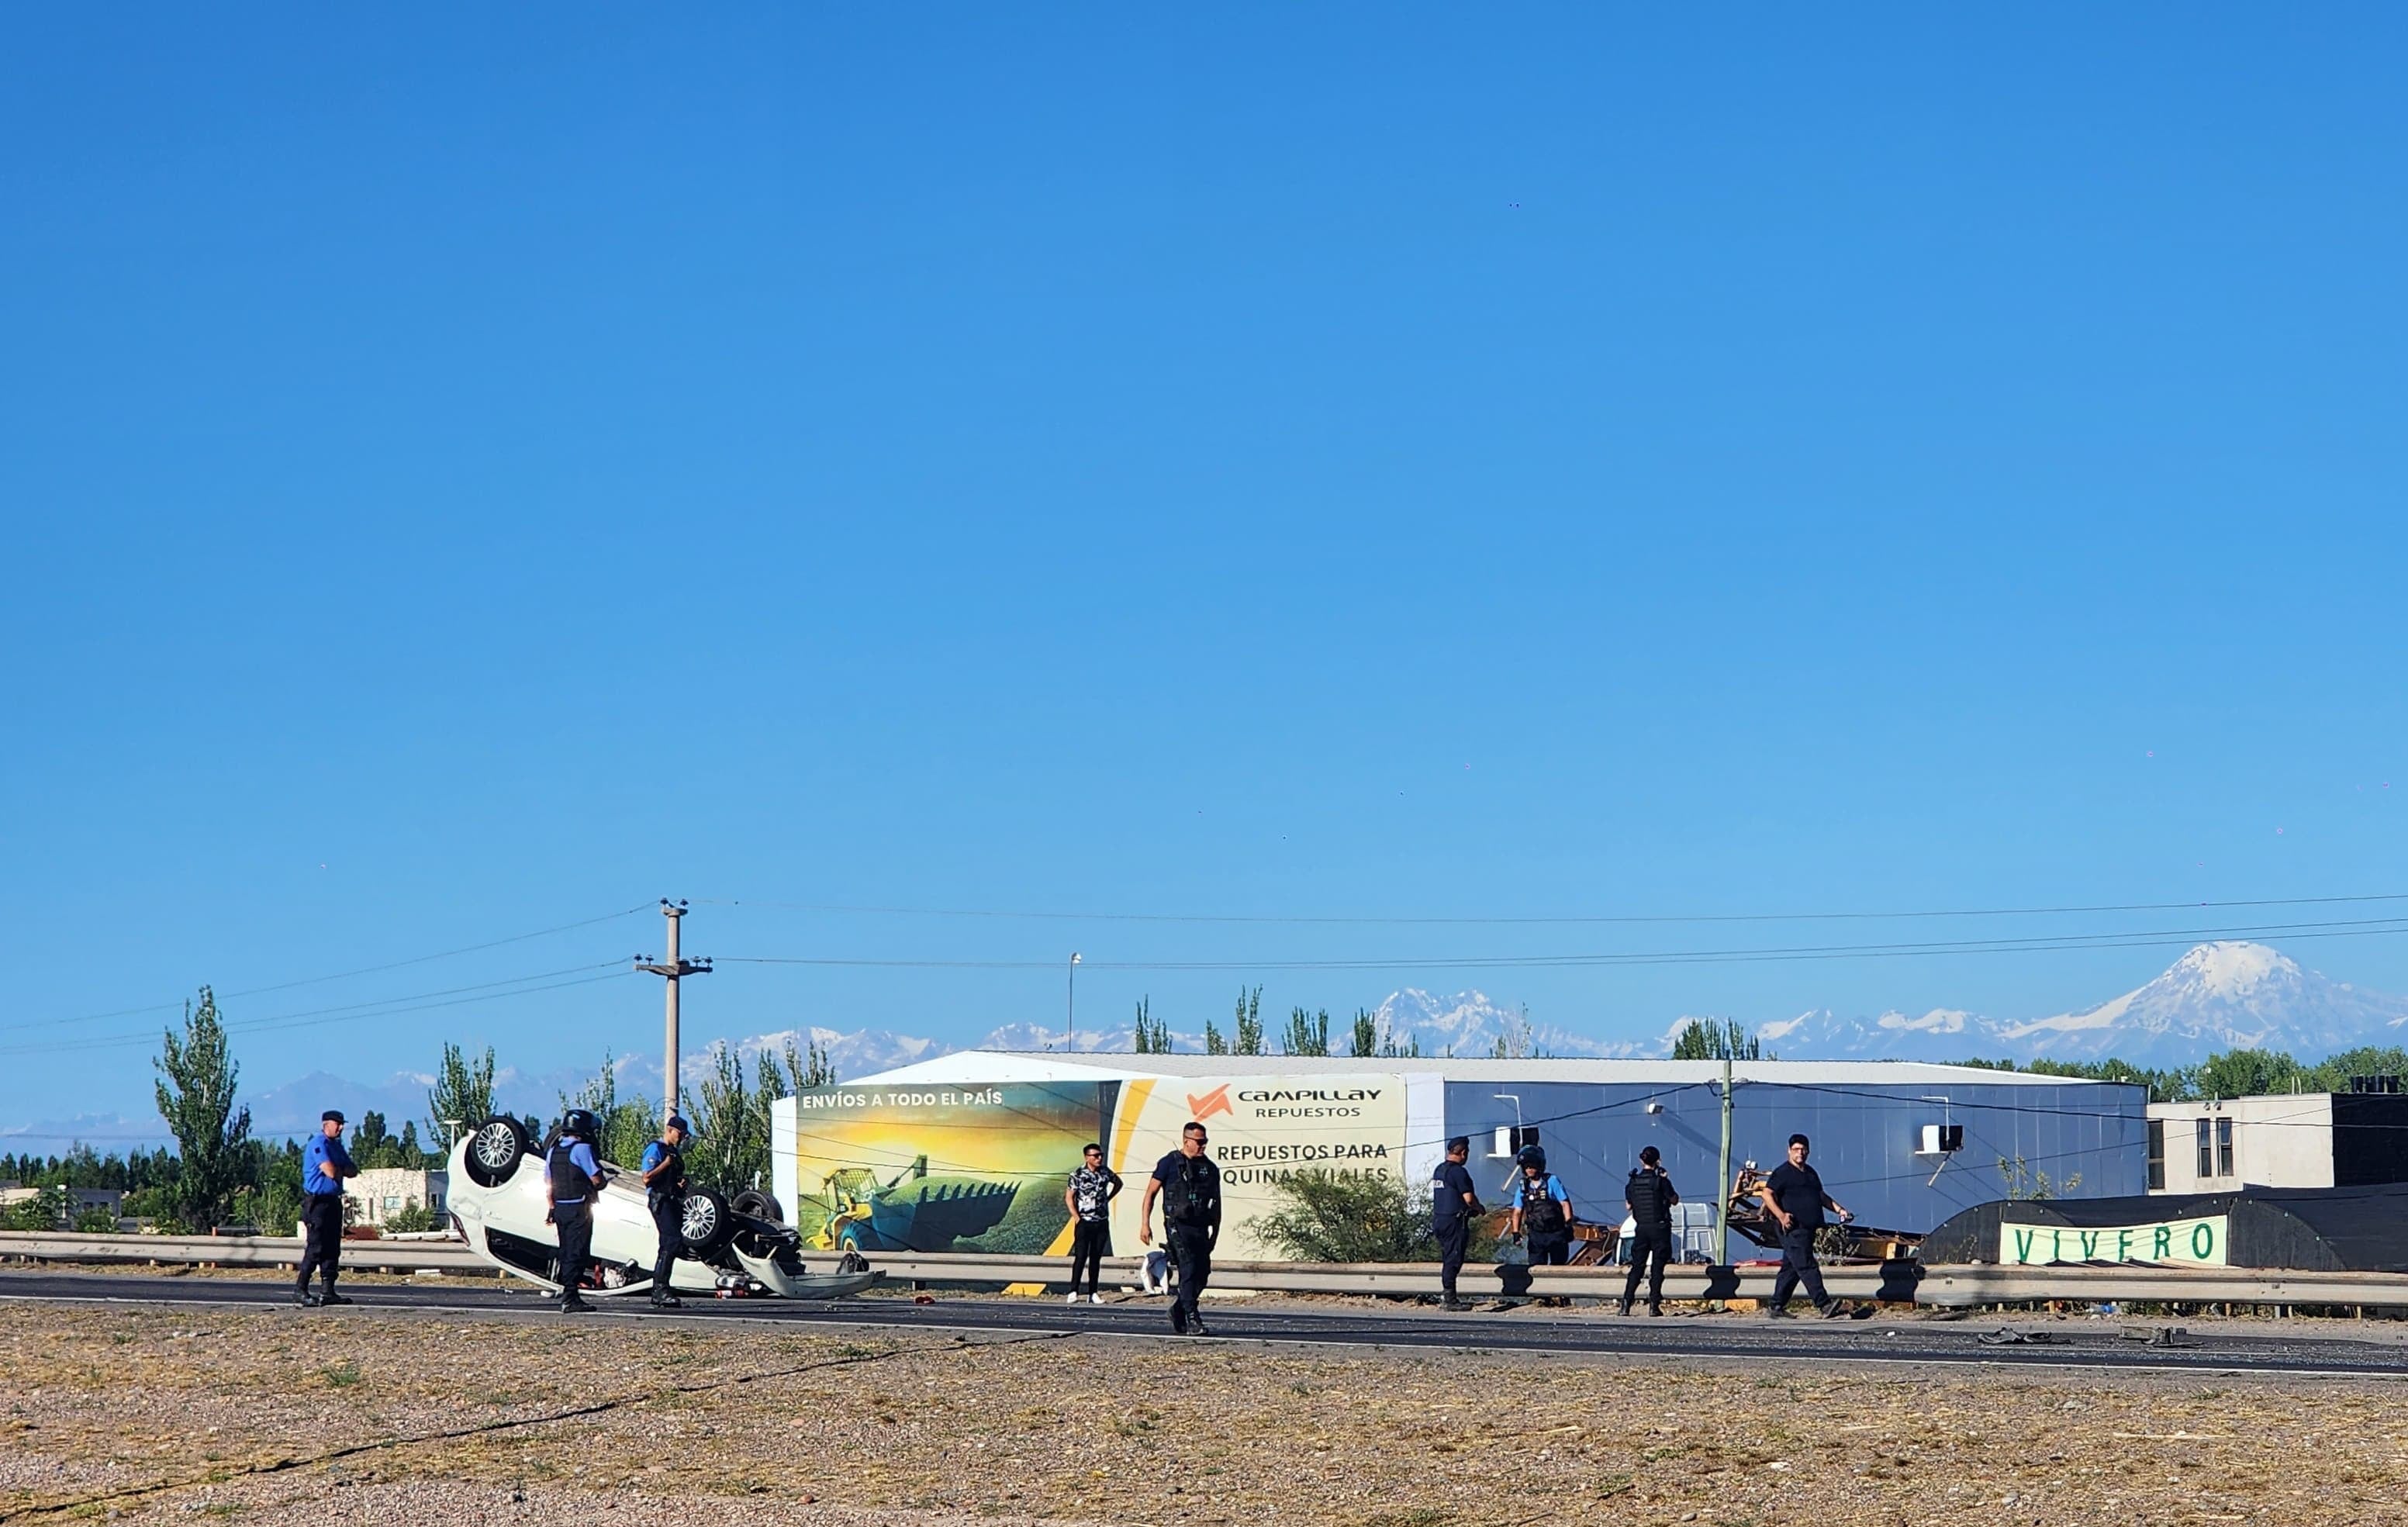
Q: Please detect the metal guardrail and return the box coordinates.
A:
[7,1234,2408,1308]
[0,1232,488,1275]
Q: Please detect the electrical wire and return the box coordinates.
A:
[0,966,637,1061]
[710,910,2408,973]
[696,889,2408,927]
[7,903,655,1036]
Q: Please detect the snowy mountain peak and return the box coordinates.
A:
[2161,941,2296,997]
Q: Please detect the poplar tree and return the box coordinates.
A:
[154,987,251,1232]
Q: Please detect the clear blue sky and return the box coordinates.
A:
[5,8,2406,1138]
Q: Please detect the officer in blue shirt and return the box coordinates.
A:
[637,1114,692,1308]
[545,1109,608,1313]
[297,1110,358,1308]
[1430,1136,1481,1311]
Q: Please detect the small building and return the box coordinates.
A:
[346,1168,448,1228]
[2147,1092,2408,1194]
[0,1186,123,1224]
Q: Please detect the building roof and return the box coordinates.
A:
[851,1050,2118,1089]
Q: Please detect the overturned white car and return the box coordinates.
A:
[447,1116,880,1300]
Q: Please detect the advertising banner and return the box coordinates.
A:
[784,1081,1121,1256]
[776,1071,1415,1263]
[1999,1214,2230,1267]
[1106,1073,1410,1260]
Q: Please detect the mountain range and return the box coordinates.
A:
[1758,942,2408,1066]
[10,942,2406,1150]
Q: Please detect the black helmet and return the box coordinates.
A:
[561,1108,599,1140]
[1515,1144,1547,1172]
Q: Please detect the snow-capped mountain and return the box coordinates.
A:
[1368,989,1643,1059]
[1992,942,2408,1064]
[1758,943,2408,1066]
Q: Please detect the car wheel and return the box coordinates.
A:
[463,1116,530,1188]
[680,1187,734,1256]
[732,1189,784,1225]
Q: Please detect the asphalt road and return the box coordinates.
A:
[4,1270,2403,1377]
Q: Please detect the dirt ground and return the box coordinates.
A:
[4,1300,2407,1526]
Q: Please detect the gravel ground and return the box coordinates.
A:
[5,1301,2408,1525]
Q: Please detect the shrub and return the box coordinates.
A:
[1254,1169,1437,1263]
[384,1203,441,1234]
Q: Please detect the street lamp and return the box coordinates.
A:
[1066,952,1083,1050]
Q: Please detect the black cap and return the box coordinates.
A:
[323,1110,347,1125]
[665,1114,691,1135]
[1446,1135,1470,1154]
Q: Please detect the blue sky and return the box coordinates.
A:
[5,9,2406,1140]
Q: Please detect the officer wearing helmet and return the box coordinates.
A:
[546,1109,610,1314]
[1507,1144,1574,1284]
[639,1114,693,1308]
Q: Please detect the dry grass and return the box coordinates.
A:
[2,1301,2406,1525]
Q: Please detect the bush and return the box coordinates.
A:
[0,1187,68,1232]
[71,1207,120,1234]
[1253,1169,1438,1263]
[384,1203,441,1234]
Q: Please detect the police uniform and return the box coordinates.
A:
[639,1117,691,1307]
[296,1110,357,1308]
[546,1115,605,1312]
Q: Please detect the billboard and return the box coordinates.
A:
[772,1071,1418,1261]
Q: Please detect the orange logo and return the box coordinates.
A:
[1187,1084,1233,1121]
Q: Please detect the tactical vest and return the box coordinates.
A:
[549,1142,596,1203]
[651,1144,687,1197]
[1625,1169,1674,1230]
[1520,1176,1567,1236]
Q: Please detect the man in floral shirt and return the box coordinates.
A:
[1063,1143,1123,1304]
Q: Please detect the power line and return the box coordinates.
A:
[0,965,636,1060]
[711,910,2408,974]
[11,903,654,1036]
[698,889,2408,928]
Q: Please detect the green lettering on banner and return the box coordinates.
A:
[1997,1214,2230,1268]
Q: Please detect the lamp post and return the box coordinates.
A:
[1066,952,1083,1050]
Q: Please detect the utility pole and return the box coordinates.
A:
[636,900,711,1117]
[1715,1052,1734,1266]
[1066,952,1082,1050]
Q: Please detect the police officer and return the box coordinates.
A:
[1431,1136,1480,1311]
[546,1109,609,1314]
[1507,1145,1574,1306]
[1137,1121,1221,1337]
[296,1109,357,1308]
[639,1114,692,1308]
[1619,1145,1680,1317]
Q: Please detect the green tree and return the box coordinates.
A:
[154,987,252,1232]
[560,1054,660,1169]
[1233,986,1265,1055]
[1254,1170,1439,1263]
[1348,1009,1378,1058]
[1281,1007,1330,1058]
[2196,1049,2306,1100]
[1132,997,1171,1055]
[1670,1018,1760,1062]
[686,1043,772,1192]
[426,1042,499,1152]
[1204,1018,1228,1055]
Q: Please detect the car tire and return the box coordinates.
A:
[732,1189,785,1225]
[680,1187,734,1256]
[462,1116,530,1188]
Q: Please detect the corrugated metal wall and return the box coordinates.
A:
[1443,1077,2147,1237]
